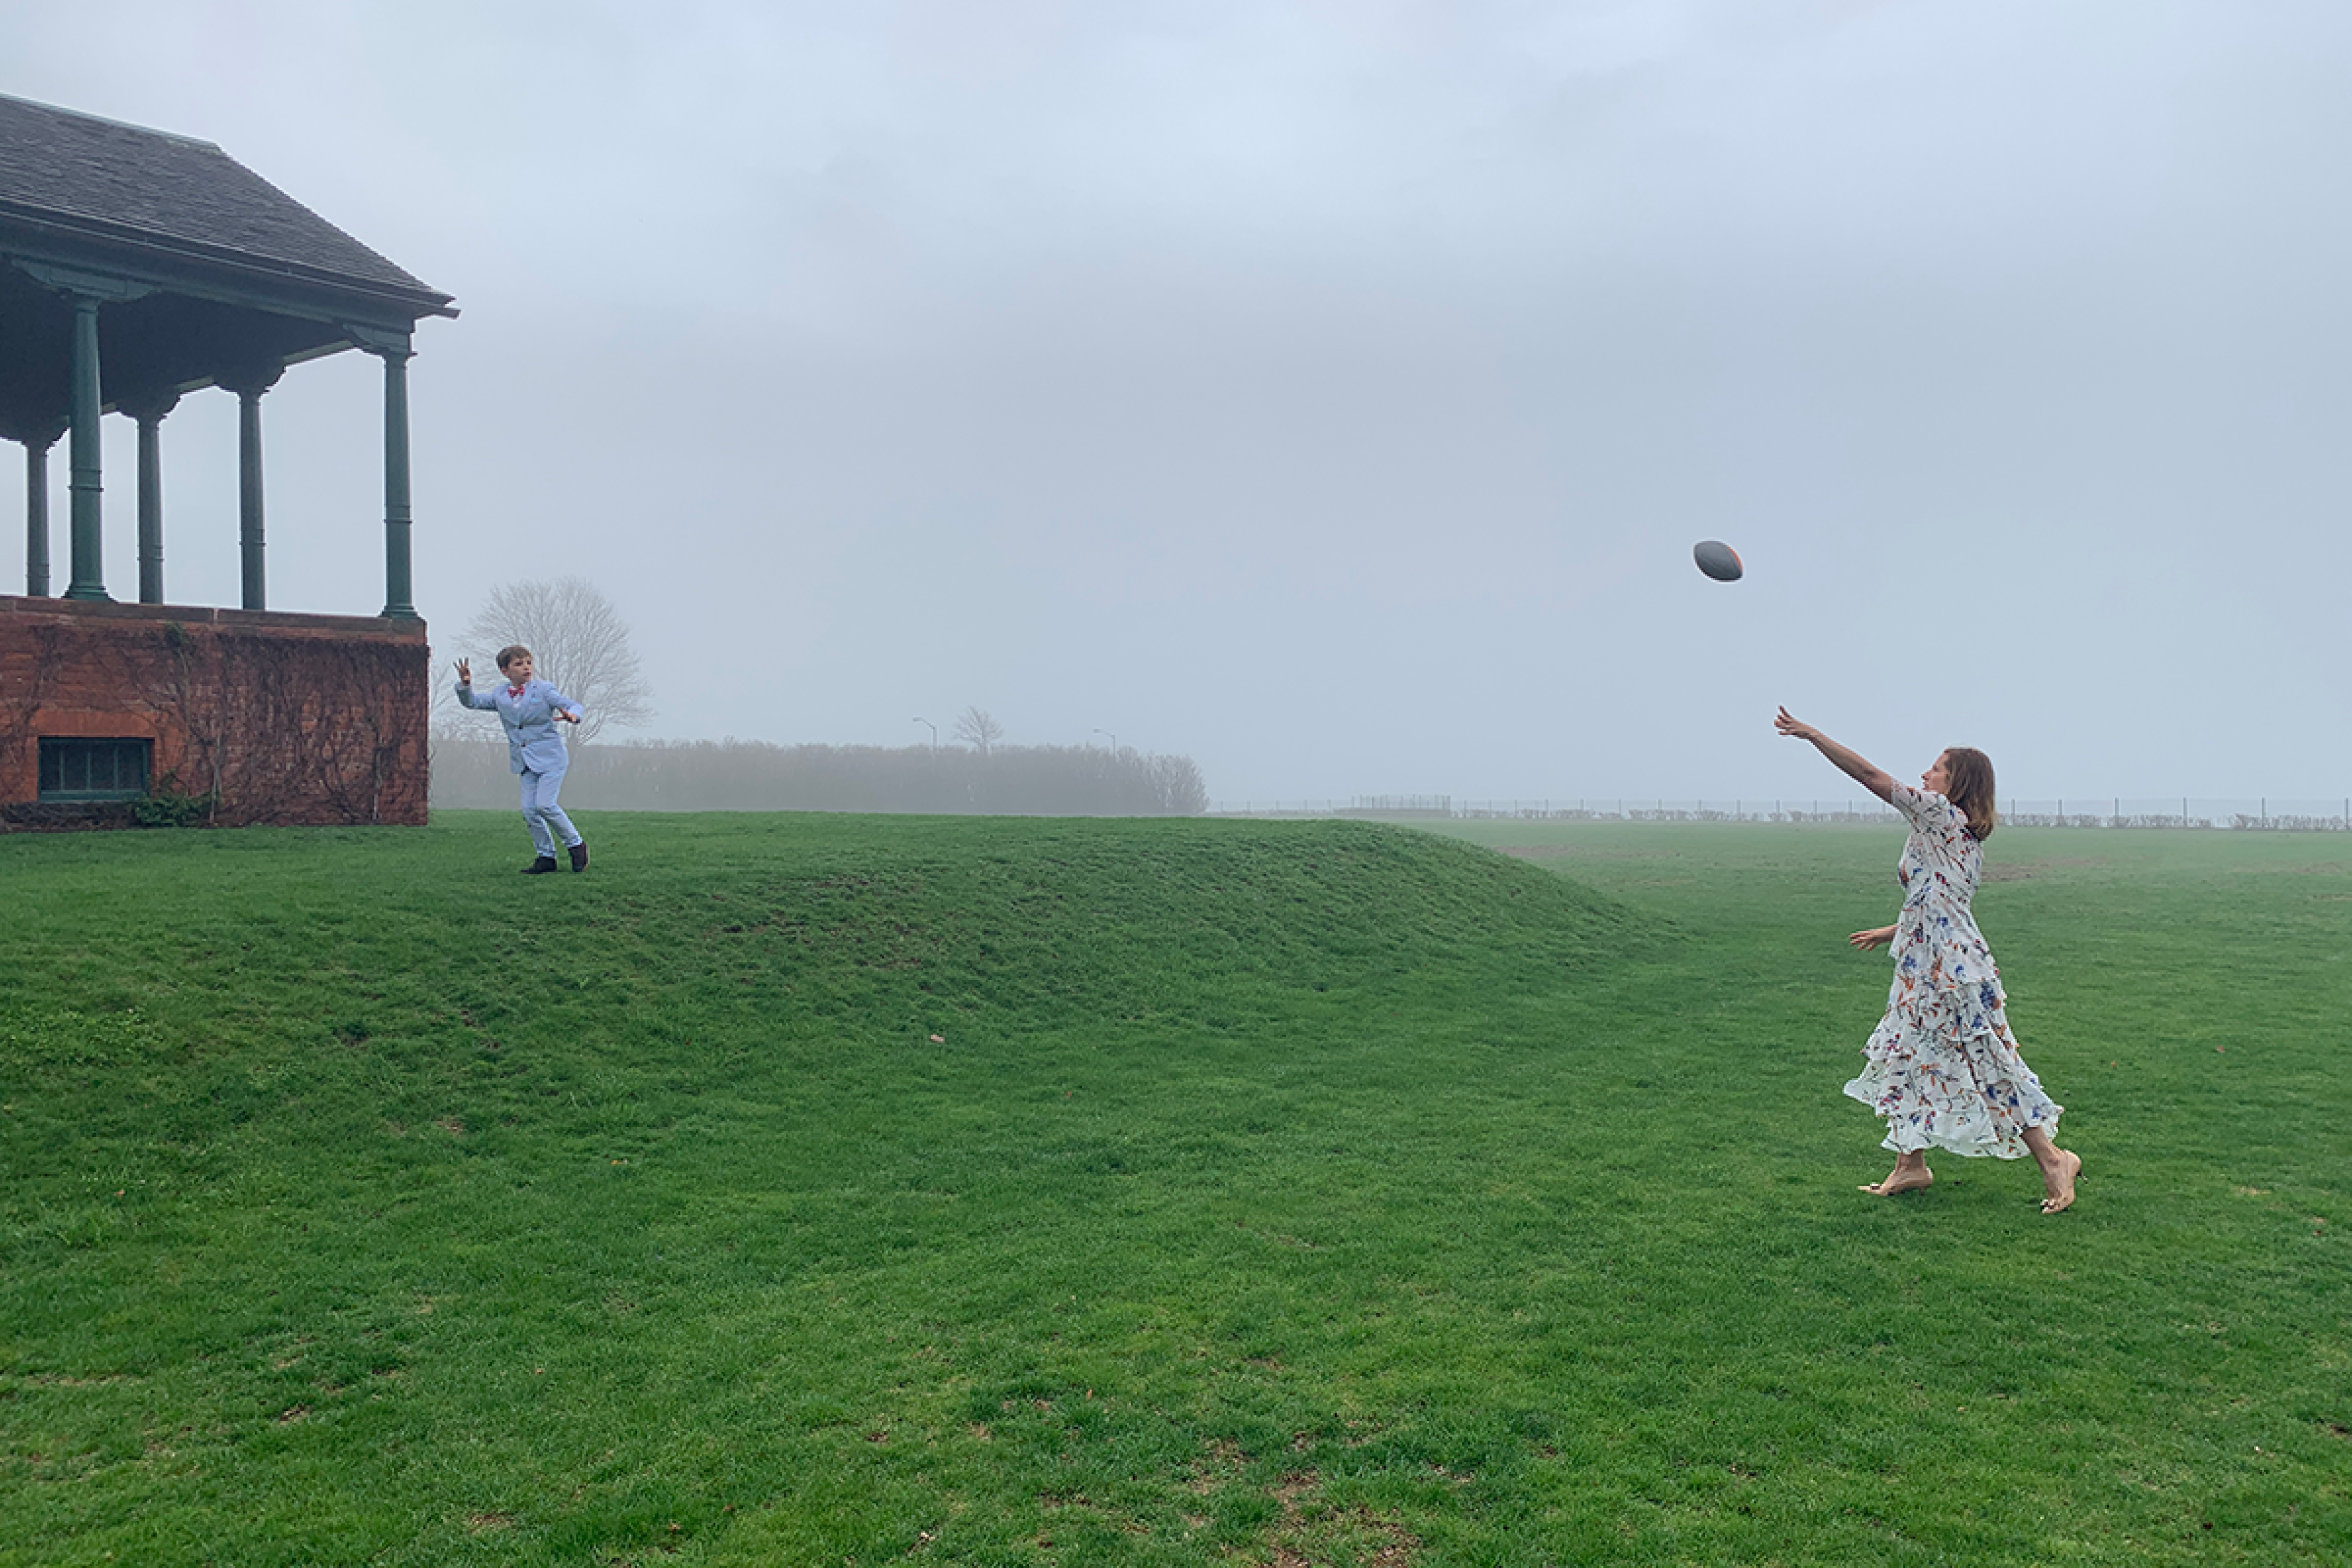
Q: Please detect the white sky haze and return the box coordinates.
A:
[8,1,2349,802]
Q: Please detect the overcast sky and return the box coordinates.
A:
[9,0,2350,803]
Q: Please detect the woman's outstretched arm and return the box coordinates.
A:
[1774,707,1896,804]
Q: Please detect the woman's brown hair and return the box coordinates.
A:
[1943,747,1997,841]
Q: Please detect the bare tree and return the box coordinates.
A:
[1152,753,1209,815]
[952,705,1004,755]
[459,577,655,743]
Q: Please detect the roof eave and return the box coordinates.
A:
[0,201,458,322]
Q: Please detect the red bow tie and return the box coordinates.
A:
[507,684,527,698]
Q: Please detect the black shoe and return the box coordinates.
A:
[522,856,560,875]
[568,840,590,873]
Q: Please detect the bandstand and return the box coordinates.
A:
[0,92,455,827]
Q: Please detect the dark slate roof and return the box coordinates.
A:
[0,93,452,314]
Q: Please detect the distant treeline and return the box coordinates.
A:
[431,737,1209,816]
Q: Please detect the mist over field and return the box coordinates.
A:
[9,1,2350,802]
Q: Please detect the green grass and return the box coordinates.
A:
[1,812,2346,1566]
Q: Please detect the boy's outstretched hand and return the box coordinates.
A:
[559,709,582,724]
[454,658,472,685]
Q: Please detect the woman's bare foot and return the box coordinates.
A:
[2038,1148,2081,1215]
[1861,1153,1933,1196]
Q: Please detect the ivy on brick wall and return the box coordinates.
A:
[0,613,429,830]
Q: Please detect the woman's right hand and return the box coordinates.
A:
[1849,924,1897,951]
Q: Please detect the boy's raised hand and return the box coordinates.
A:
[455,658,472,685]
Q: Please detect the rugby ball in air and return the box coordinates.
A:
[1692,540,1743,582]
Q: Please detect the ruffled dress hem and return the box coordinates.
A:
[1844,1076,2060,1159]
[1844,1017,2063,1159]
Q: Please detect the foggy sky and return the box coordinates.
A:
[9,1,2350,803]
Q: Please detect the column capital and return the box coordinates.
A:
[13,260,154,304]
[343,322,414,359]
[118,386,183,425]
[219,361,286,399]
[0,416,67,450]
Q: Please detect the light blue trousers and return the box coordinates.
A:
[519,766,582,858]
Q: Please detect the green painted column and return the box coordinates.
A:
[124,390,179,605]
[64,296,108,601]
[378,347,415,619]
[22,424,61,597]
[238,388,266,609]
[224,364,283,612]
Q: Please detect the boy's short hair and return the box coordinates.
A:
[495,644,533,671]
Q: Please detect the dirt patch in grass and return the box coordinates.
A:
[1190,1437,1247,1495]
[1254,1463,1422,1566]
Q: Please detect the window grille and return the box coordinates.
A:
[37,737,152,801]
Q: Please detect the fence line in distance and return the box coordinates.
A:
[1210,796,2352,830]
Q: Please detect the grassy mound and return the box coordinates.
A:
[1,816,1658,1186]
[2,815,1665,1566]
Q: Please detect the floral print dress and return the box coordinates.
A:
[1844,785,2062,1158]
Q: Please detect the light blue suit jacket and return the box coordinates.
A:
[456,677,584,776]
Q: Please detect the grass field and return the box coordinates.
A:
[2,812,2346,1566]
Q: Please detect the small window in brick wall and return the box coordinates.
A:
[38,737,153,802]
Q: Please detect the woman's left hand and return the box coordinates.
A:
[1848,924,1897,951]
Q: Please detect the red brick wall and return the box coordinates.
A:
[0,596,429,827]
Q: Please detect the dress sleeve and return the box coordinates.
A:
[1888,783,1956,829]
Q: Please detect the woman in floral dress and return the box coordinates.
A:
[1774,707,2081,1214]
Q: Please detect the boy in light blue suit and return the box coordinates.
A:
[454,644,590,874]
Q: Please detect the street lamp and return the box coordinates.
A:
[1093,728,1117,753]
[913,717,936,750]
